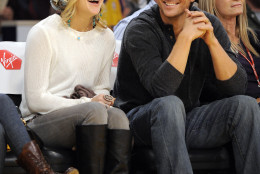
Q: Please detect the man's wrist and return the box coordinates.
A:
[178,32,193,44]
[206,36,219,47]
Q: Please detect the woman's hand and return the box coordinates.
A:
[91,94,115,107]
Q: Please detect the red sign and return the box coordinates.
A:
[112,52,119,67]
[0,50,22,70]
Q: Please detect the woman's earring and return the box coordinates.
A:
[93,17,96,28]
[67,18,71,27]
[98,12,102,21]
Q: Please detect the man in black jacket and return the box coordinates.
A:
[113,0,260,173]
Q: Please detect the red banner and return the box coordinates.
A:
[0,50,22,70]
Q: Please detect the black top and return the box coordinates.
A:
[236,30,260,98]
[7,0,50,20]
[113,5,247,113]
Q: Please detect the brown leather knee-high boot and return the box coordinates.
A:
[17,140,78,174]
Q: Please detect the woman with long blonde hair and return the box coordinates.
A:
[199,0,260,103]
[19,0,132,173]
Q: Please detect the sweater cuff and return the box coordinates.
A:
[155,61,184,88]
[80,97,92,103]
[216,66,247,95]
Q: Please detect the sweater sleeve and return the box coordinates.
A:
[202,12,247,96]
[93,31,115,95]
[124,21,184,98]
[24,26,90,115]
[209,14,247,95]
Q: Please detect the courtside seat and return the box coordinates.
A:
[130,146,234,174]
[1,41,235,174]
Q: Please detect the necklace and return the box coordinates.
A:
[239,46,260,87]
[67,18,93,41]
[69,29,83,41]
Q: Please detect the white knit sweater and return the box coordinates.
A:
[20,14,115,117]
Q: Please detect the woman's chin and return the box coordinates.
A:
[90,10,101,16]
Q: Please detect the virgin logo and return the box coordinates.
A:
[112,52,119,67]
[0,50,22,70]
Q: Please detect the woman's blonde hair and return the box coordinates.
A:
[198,0,259,57]
[60,0,107,29]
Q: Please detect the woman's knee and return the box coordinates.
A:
[81,102,108,125]
[0,94,13,108]
[0,94,8,101]
[107,108,129,130]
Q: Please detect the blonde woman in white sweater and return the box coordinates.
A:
[20,0,131,173]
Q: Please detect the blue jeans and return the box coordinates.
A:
[0,94,31,172]
[0,124,6,173]
[127,95,260,174]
